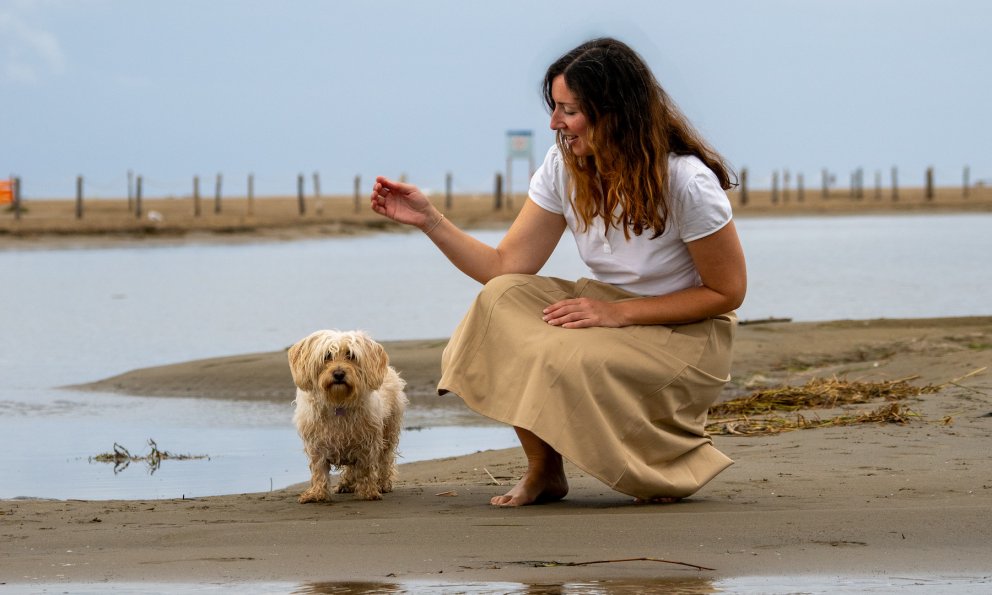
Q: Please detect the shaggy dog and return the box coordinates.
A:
[288,330,407,503]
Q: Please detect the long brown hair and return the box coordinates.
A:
[543,38,734,239]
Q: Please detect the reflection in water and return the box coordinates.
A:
[293,578,718,594]
[5,575,989,593]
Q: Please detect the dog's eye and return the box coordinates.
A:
[323,351,333,362]
[345,349,355,361]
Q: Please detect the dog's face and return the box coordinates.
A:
[288,330,389,404]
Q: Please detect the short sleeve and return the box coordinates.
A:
[676,163,733,243]
[528,145,565,214]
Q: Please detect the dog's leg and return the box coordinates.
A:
[298,456,333,504]
[377,407,404,493]
[351,455,383,500]
[378,431,401,494]
[334,466,356,494]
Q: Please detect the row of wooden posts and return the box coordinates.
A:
[2,165,978,220]
[738,165,975,205]
[1,170,519,221]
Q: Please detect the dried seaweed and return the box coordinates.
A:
[706,378,940,436]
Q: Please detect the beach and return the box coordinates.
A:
[3,316,990,586]
[1,197,991,589]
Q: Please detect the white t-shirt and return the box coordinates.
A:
[528,145,733,296]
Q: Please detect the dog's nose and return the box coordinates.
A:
[332,370,346,382]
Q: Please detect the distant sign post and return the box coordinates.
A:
[0,179,12,205]
[505,130,534,210]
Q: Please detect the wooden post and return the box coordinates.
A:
[505,157,512,211]
[874,170,882,200]
[821,168,829,199]
[493,172,503,210]
[797,172,805,203]
[353,175,361,214]
[135,176,143,219]
[214,173,223,214]
[12,176,22,220]
[75,175,84,219]
[925,167,934,201]
[739,168,748,206]
[127,169,134,212]
[771,171,779,205]
[783,169,790,204]
[193,176,201,217]
[963,165,970,198]
[297,173,306,215]
[247,173,254,216]
[891,166,899,201]
[445,172,453,210]
[312,172,322,214]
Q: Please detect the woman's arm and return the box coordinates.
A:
[542,221,747,328]
[371,176,567,284]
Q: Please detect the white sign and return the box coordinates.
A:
[506,130,533,159]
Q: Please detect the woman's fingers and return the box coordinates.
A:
[543,298,620,328]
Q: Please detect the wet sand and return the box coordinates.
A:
[4,316,991,584]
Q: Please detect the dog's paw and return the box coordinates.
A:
[298,488,332,504]
[334,483,355,494]
[356,489,383,501]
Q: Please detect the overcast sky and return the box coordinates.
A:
[2,0,989,199]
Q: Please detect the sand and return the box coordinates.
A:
[4,316,991,586]
[2,198,991,587]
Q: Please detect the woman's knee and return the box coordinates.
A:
[479,274,544,301]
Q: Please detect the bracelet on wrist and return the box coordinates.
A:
[424,213,445,235]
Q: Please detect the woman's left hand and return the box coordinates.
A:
[543,298,625,329]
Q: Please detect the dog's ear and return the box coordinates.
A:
[288,336,316,391]
[357,334,389,391]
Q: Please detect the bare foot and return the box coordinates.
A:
[490,469,569,507]
[633,496,682,504]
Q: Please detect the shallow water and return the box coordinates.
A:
[0,390,517,500]
[6,574,991,593]
[1,213,989,500]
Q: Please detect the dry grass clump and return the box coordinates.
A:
[707,377,941,436]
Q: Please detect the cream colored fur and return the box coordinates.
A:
[288,330,407,504]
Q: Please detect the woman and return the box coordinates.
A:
[370,37,746,507]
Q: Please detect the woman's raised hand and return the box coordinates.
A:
[370,176,440,232]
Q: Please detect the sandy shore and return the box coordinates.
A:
[2,185,990,251]
[4,316,991,586]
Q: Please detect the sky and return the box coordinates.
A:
[1,0,989,199]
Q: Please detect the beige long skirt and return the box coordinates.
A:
[438,274,736,500]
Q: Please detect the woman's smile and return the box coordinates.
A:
[550,75,590,157]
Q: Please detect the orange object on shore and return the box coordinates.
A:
[0,179,12,204]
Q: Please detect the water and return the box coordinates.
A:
[5,574,990,593]
[1,213,989,500]
[738,213,991,321]
[0,390,519,500]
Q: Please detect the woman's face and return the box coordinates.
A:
[549,75,591,157]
